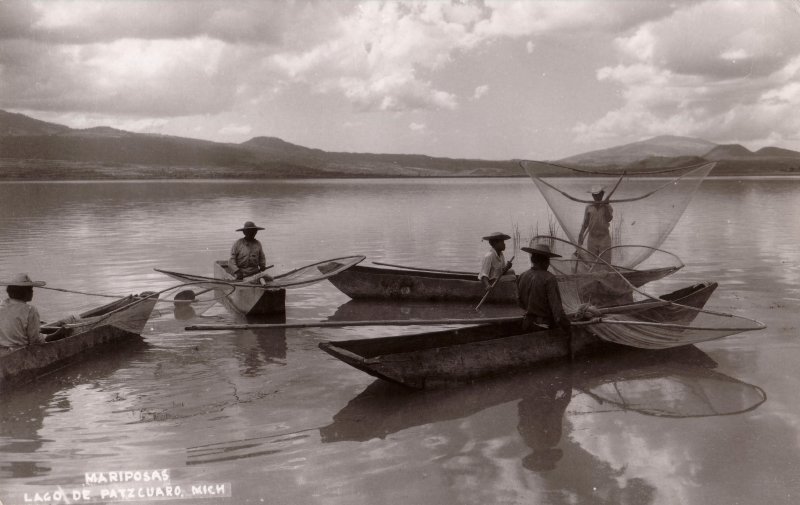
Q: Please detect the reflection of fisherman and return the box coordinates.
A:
[578,186,613,263]
[0,273,70,348]
[229,221,272,281]
[518,371,573,472]
[478,232,514,289]
[517,243,571,332]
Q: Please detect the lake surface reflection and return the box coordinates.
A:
[1,177,799,505]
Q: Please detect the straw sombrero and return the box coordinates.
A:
[236,221,265,231]
[0,273,46,287]
[482,232,511,241]
[520,243,561,258]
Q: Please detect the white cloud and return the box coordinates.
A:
[266,1,682,115]
[473,85,490,100]
[218,123,253,136]
[409,122,427,132]
[575,0,800,146]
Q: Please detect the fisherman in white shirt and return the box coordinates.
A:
[0,273,69,349]
[478,232,514,289]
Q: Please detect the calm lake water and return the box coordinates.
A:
[1,177,799,505]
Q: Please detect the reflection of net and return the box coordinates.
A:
[532,235,766,349]
[580,367,767,418]
[521,161,714,268]
[267,255,365,288]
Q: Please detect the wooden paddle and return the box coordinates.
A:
[475,255,514,311]
[186,316,522,331]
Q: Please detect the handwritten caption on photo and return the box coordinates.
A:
[10,469,231,503]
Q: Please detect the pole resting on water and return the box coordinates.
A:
[183,299,672,331]
[185,316,523,331]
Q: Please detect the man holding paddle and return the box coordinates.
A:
[516,243,571,332]
[478,231,514,289]
[229,221,272,282]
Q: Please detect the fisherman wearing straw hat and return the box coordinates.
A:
[517,242,571,332]
[478,232,514,289]
[229,221,272,281]
[0,273,69,348]
[578,185,614,262]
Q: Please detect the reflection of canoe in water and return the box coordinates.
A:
[0,293,159,387]
[157,256,365,316]
[319,282,718,389]
[319,344,765,443]
[319,262,681,303]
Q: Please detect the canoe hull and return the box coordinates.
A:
[321,322,606,389]
[0,294,158,387]
[322,264,517,303]
[320,282,717,389]
[322,263,679,303]
[212,261,286,315]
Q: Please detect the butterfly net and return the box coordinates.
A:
[521,161,715,268]
[46,292,160,334]
[156,256,365,291]
[266,255,366,288]
[530,235,765,349]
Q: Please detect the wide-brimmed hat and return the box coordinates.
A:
[521,243,562,258]
[0,273,46,287]
[482,232,511,241]
[588,185,605,195]
[236,221,265,231]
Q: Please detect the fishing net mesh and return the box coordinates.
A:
[55,294,158,334]
[530,235,765,349]
[267,255,365,288]
[521,161,714,268]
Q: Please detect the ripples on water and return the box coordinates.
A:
[1,178,799,504]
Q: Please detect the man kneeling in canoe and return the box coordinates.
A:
[516,244,571,332]
[229,221,273,282]
[0,273,70,349]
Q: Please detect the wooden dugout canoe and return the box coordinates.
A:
[212,261,286,315]
[319,282,717,389]
[319,262,680,304]
[0,292,159,387]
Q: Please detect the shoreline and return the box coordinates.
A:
[2,174,800,183]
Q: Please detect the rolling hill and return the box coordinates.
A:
[1,110,799,179]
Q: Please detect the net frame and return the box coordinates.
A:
[528,235,766,349]
[521,160,716,268]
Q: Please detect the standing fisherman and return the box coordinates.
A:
[517,243,571,332]
[229,221,272,281]
[577,185,614,263]
[478,232,514,290]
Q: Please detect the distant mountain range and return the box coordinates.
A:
[1,109,799,179]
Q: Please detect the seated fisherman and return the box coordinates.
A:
[229,221,272,281]
[0,273,69,349]
[478,231,514,289]
[516,243,571,332]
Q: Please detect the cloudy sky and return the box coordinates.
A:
[2,0,799,160]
